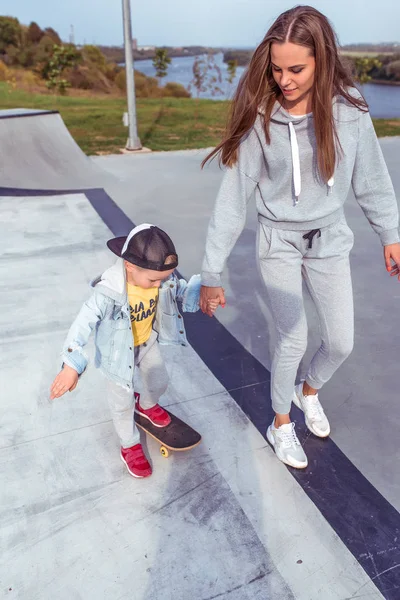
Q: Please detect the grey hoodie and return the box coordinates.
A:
[201,90,399,287]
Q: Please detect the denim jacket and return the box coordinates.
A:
[62,259,201,389]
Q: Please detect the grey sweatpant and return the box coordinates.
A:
[106,331,169,448]
[257,216,354,414]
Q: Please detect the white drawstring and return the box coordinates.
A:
[288,121,301,204]
[288,122,335,203]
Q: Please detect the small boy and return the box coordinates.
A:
[50,224,217,478]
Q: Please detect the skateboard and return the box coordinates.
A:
[134,396,202,458]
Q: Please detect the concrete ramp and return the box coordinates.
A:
[0,109,113,190]
[0,190,384,600]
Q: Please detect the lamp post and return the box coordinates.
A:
[122,0,142,150]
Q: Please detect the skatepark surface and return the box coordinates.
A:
[1,109,399,599]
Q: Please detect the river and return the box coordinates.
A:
[133,52,400,119]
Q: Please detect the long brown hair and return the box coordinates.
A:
[202,5,367,182]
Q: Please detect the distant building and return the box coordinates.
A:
[132,38,138,50]
[137,45,156,52]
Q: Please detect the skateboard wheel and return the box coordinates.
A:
[160,446,169,458]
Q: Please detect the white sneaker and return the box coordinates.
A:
[293,383,330,438]
[267,422,308,469]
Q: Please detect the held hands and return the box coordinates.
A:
[384,243,400,281]
[207,297,221,315]
[200,286,226,317]
[50,364,79,400]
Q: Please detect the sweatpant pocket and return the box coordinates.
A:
[257,223,275,261]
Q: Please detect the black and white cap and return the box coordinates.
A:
[107,224,178,271]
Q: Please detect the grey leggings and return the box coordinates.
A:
[257,216,354,414]
[106,331,169,448]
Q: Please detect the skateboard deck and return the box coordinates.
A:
[134,409,202,458]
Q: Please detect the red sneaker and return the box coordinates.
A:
[120,444,152,478]
[135,398,171,428]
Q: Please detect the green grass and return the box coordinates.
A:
[373,118,400,137]
[0,83,398,155]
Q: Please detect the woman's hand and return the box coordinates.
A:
[384,243,400,281]
[50,365,79,400]
[200,286,226,317]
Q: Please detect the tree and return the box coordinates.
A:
[43,27,62,45]
[33,34,57,65]
[83,45,107,69]
[6,44,36,67]
[188,52,223,124]
[27,22,44,44]
[226,59,237,84]
[189,52,223,98]
[188,53,223,122]
[226,59,237,97]
[41,44,81,94]
[152,48,171,88]
[386,60,400,82]
[353,57,382,84]
[0,16,21,54]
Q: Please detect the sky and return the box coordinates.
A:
[2,0,399,48]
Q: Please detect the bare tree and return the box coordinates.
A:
[188,52,223,123]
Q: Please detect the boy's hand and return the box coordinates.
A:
[200,285,226,317]
[50,365,79,400]
[207,298,221,315]
[384,243,400,281]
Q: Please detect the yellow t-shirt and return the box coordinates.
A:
[127,283,159,347]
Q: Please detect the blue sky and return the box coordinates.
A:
[1,0,399,47]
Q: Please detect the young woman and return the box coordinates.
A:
[199,5,400,468]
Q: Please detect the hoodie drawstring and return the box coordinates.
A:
[288,121,335,203]
[288,122,301,204]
